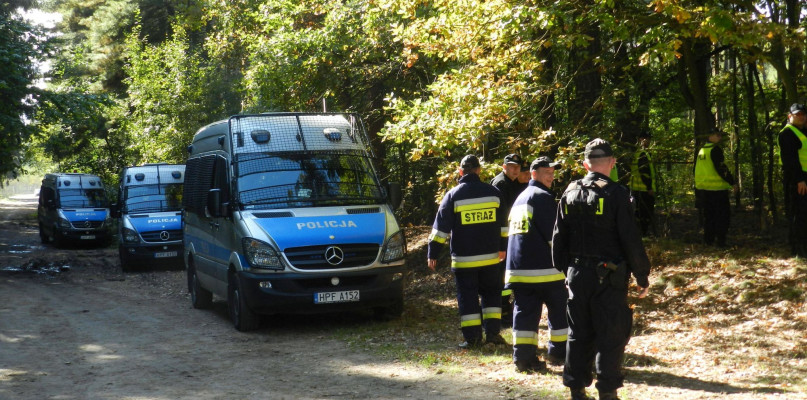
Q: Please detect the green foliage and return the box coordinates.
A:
[0,10,44,182]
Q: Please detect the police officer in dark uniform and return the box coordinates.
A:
[428,155,509,348]
[694,129,736,247]
[552,139,651,400]
[629,133,656,236]
[507,156,568,373]
[491,153,525,326]
[778,103,807,256]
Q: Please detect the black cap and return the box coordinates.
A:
[503,153,523,166]
[584,138,614,160]
[530,156,561,170]
[460,154,481,170]
[790,103,807,114]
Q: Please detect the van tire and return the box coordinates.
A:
[119,246,134,272]
[188,261,213,309]
[374,297,404,321]
[38,223,48,244]
[228,274,260,331]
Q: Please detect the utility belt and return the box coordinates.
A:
[571,256,627,289]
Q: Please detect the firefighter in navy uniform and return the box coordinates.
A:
[491,153,524,327]
[428,155,509,348]
[506,156,568,373]
[552,139,651,400]
[778,103,807,256]
[694,129,736,247]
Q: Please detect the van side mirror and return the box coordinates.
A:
[110,203,121,218]
[387,182,402,210]
[207,189,222,218]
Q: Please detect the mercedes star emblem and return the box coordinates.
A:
[324,246,344,265]
[159,231,170,241]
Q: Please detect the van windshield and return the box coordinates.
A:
[59,189,109,208]
[236,153,383,209]
[124,184,184,213]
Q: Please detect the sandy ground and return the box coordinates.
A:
[0,195,505,400]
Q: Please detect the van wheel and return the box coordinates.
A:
[374,297,404,321]
[228,275,259,331]
[38,223,47,244]
[119,246,134,272]
[52,228,64,248]
[188,262,212,309]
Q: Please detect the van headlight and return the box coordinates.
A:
[242,238,283,270]
[381,231,406,263]
[58,217,72,229]
[121,227,139,243]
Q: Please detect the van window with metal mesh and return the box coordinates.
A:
[236,152,382,209]
[58,189,109,208]
[124,184,183,213]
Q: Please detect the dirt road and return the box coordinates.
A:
[0,195,505,400]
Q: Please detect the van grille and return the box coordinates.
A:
[70,220,103,229]
[140,230,183,242]
[285,243,379,270]
[346,207,379,214]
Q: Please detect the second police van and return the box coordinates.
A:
[37,173,114,247]
[115,164,185,271]
[183,112,406,330]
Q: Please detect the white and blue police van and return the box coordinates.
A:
[37,173,114,247]
[115,163,185,271]
[182,112,405,331]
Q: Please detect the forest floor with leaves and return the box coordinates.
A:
[338,208,807,399]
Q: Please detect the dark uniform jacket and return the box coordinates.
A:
[506,180,564,286]
[428,174,508,269]
[779,125,807,185]
[552,172,650,288]
[491,172,522,217]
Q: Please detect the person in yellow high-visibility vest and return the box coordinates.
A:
[629,133,657,236]
[778,103,807,257]
[694,129,737,247]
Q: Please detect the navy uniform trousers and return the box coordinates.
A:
[512,280,567,361]
[454,264,502,342]
[563,265,632,393]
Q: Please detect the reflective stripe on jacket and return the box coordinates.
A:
[427,174,507,269]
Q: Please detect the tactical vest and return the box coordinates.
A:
[780,124,807,172]
[561,177,617,259]
[629,149,656,192]
[695,143,731,191]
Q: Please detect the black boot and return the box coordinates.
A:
[598,390,620,400]
[570,387,594,400]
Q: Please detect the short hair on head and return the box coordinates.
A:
[586,156,612,167]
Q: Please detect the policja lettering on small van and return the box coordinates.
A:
[296,220,359,230]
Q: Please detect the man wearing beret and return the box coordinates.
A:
[506,156,568,373]
[428,155,509,349]
[778,103,807,257]
[552,139,651,400]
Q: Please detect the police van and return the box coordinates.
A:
[37,173,114,247]
[115,164,185,271]
[183,112,406,331]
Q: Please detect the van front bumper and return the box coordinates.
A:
[59,227,114,242]
[237,266,406,315]
[120,242,184,262]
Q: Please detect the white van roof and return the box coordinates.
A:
[121,164,185,187]
[189,113,371,156]
[43,173,104,189]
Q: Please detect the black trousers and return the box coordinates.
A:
[563,265,632,393]
[454,264,502,342]
[698,189,730,246]
[633,191,655,236]
[785,180,807,256]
